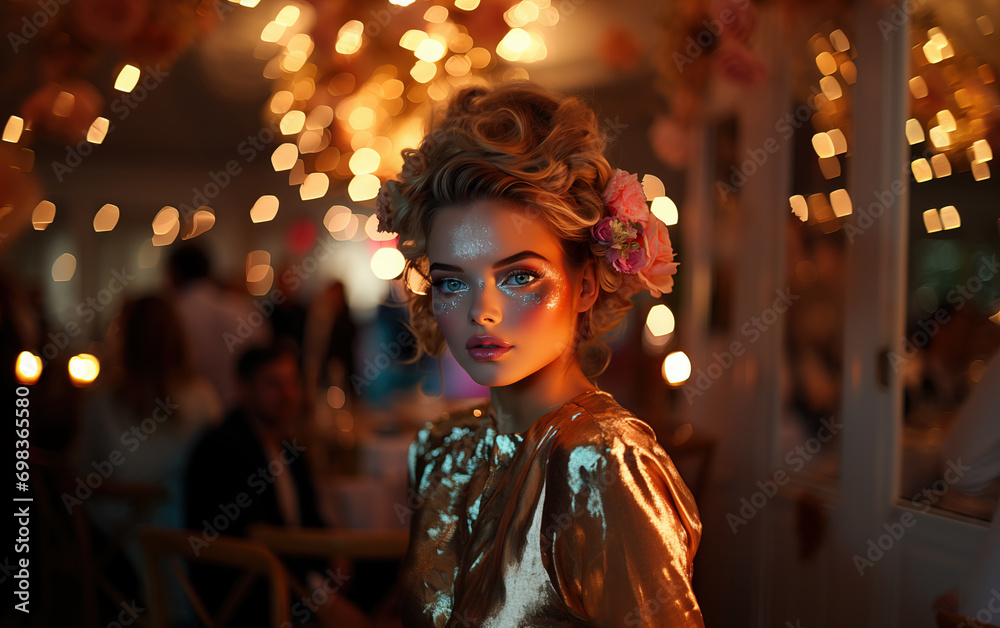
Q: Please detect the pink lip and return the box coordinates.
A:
[466,335,512,350]
[468,346,512,361]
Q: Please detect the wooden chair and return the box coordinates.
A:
[247,524,409,626]
[139,527,290,628]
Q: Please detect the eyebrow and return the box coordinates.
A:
[428,250,549,274]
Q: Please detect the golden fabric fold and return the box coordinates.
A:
[400,389,704,627]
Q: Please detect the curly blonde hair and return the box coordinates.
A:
[390,81,636,380]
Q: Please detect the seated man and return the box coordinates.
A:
[183,342,363,625]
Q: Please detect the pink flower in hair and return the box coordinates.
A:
[602,169,649,227]
[635,216,678,297]
[375,179,401,233]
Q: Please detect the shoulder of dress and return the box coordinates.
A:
[545,391,659,454]
[411,398,492,456]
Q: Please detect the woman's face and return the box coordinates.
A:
[425,199,595,387]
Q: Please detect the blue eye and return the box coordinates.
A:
[506,271,538,286]
[431,278,465,294]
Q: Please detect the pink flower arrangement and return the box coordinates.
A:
[592,168,678,297]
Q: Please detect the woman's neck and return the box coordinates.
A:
[489,356,597,435]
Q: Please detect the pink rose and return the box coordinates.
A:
[591,216,615,245]
[713,39,767,87]
[607,244,647,274]
[637,216,678,297]
[602,169,649,226]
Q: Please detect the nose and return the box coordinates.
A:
[468,279,502,326]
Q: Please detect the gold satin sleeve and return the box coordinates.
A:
[542,415,704,627]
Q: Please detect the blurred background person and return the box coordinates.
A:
[76,294,223,618]
[184,341,368,626]
[166,242,272,412]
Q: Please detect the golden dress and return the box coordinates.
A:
[399,388,704,627]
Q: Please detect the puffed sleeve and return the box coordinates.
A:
[542,416,704,627]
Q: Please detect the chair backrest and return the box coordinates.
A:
[139,526,290,628]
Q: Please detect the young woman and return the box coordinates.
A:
[378,81,704,627]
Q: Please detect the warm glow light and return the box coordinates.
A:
[909,76,928,99]
[271,143,298,171]
[280,110,306,135]
[68,353,100,385]
[348,174,380,201]
[973,139,993,162]
[94,204,119,232]
[978,15,994,35]
[651,196,678,226]
[300,172,329,200]
[911,158,932,183]
[972,160,991,181]
[410,60,437,83]
[830,188,852,217]
[365,213,397,240]
[324,205,352,232]
[642,174,665,200]
[815,52,837,75]
[812,132,835,158]
[15,351,42,385]
[185,208,215,240]
[662,351,691,385]
[52,253,76,281]
[827,128,847,154]
[115,65,141,92]
[923,39,943,64]
[349,147,380,175]
[424,5,449,22]
[305,105,334,130]
[929,126,950,150]
[399,29,428,50]
[645,304,675,337]
[3,116,24,143]
[331,213,359,240]
[336,20,364,55]
[275,5,300,26]
[348,106,375,129]
[251,195,280,223]
[789,195,808,221]
[905,118,924,145]
[455,0,480,9]
[270,91,294,114]
[371,247,405,279]
[151,215,179,246]
[415,37,447,62]
[937,110,957,133]
[152,206,179,235]
[819,75,842,100]
[497,28,532,61]
[818,156,841,180]
[87,117,110,144]
[939,205,960,230]
[261,21,285,42]
[830,29,849,51]
[931,153,951,178]
[923,208,943,233]
[32,200,55,230]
